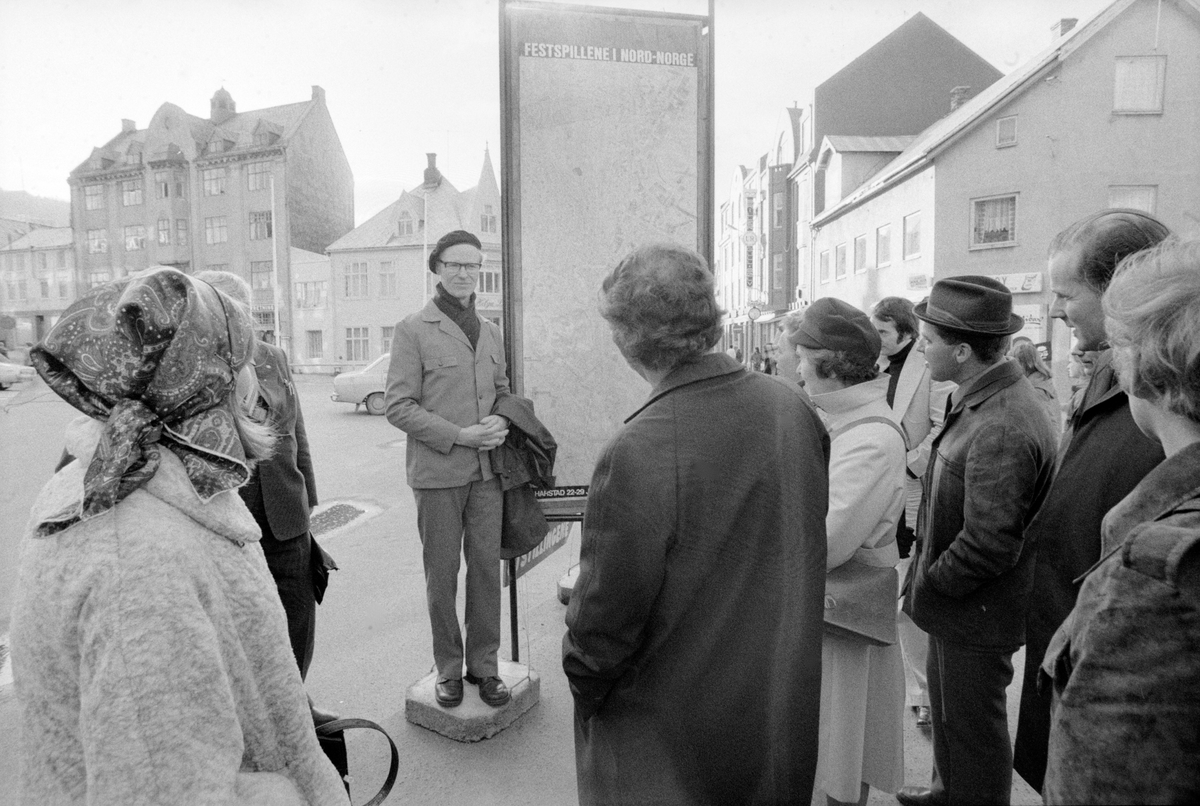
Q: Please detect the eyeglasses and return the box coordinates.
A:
[439,261,483,275]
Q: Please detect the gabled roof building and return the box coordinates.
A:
[68,86,354,351]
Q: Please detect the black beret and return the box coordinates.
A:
[428,230,482,273]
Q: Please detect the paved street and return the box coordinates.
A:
[0,373,1041,805]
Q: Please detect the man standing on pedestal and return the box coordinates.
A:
[385,230,512,709]
[1012,209,1169,793]
[897,277,1058,806]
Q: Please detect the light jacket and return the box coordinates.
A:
[563,353,829,805]
[384,297,511,489]
[906,360,1058,648]
[11,417,348,806]
[883,347,954,479]
[1042,441,1200,804]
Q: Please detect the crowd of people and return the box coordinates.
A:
[8,209,1200,805]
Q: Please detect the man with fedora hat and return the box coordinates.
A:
[385,229,513,708]
[897,276,1058,806]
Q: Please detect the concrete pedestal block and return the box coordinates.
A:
[405,661,540,742]
[557,564,579,605]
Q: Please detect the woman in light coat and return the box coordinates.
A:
[792,297,907,806]
[11,268,348,806]
[1009,338,1060,431]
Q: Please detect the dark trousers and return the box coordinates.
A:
[414,477,503,680]
[928,635,1018,805]
[260,530,317,680]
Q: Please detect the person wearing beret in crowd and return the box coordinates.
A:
[791,297,907,806]
[10,268,348,805]
[563,244,828,805]
[384,230,513,708]
[1041,237,1200,804]
[897,277,1058,806]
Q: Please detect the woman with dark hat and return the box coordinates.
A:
[10,268,348,805]
[790,297,907,806]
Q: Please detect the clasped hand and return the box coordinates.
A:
[457,414,509,451]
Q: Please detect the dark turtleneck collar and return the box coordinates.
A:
[434,283,480,350]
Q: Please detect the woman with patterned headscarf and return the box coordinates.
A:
[10,268,348,805]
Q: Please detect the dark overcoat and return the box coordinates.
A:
[1042,441,1200,804]
[563,353,829,806]
[238,342,317,541]
[1013,354,1163,792]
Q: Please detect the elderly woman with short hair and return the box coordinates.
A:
[563,243,829,805]
[1042,238,1200,804]
[11,268,347,805]
[791,297,907,806]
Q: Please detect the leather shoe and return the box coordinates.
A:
[434,677,463,708]
[915,705,932,727]
[895,786,946,806]
[465,673,510,707]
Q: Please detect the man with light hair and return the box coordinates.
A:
[1013,209,1170,794]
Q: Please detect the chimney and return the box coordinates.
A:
[424,153,442,188]
[121,119,136,133]
[950,86,972,112]
[210,88,236,124]
[1051,18,1078,40]
[311,85,325,103]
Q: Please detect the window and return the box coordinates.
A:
[157,218,170,245]
[121,180,143,207]
[773,192,784,229]
[480,204,497,233]
[773,253,784,289]
[203,167,227,196]
[124,225,146,251]
[381,326,394,355]
[379,261,397,297]
[126,149,142,166]
[398,212,414,237]
[87,228,108,254]
[251,261,273,307]
[1114,55,1166,113]
[175,175,186,198]
[36,252,47,270]
[996,116,1018,148]
[247,162,271,191]
[970,195,1018,248]
[249,211,273,240]
[16,280,27,300]
[176,219,189,247]
[296,281,328,308]
[206,263,229,273]
[84,184,104,210]
[39,278,50,298]
[835,243,847,279]
[345,262,368,297]
[479,266,501,294]
[1108,185,1157,214]
[205,216,228,245]
[306,330,324,359]
[155,171,171,199]
[56,249,66,268]
[903,212,921,259]
[345,327,369,361]
[876,224,892,267]
[57,274,70,298]
[819,250,830,283]
[854,235,868,273]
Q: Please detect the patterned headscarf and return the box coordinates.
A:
[31,267,256,523]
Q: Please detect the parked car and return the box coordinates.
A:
[0,360,37,390]
[332,353,390,415]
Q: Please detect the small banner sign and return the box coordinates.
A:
[503,522,572,586]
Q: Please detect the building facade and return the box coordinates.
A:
[0,227,75,354]
[323,150,502,372]
[810,0,1200,396]
[67,86,354,354]
[715,11,1002,357]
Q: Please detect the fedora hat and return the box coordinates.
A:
[914,275,1024,336]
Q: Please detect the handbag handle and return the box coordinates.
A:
[316,718,400,806]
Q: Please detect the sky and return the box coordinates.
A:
[0,0,1115,227]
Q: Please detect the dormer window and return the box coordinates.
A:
[399,212,414,237]
[481,204,497,233]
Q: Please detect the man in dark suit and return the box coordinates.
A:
[898,277,1058,806]
[1013,209,1169,793]
[198,270,322,681]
